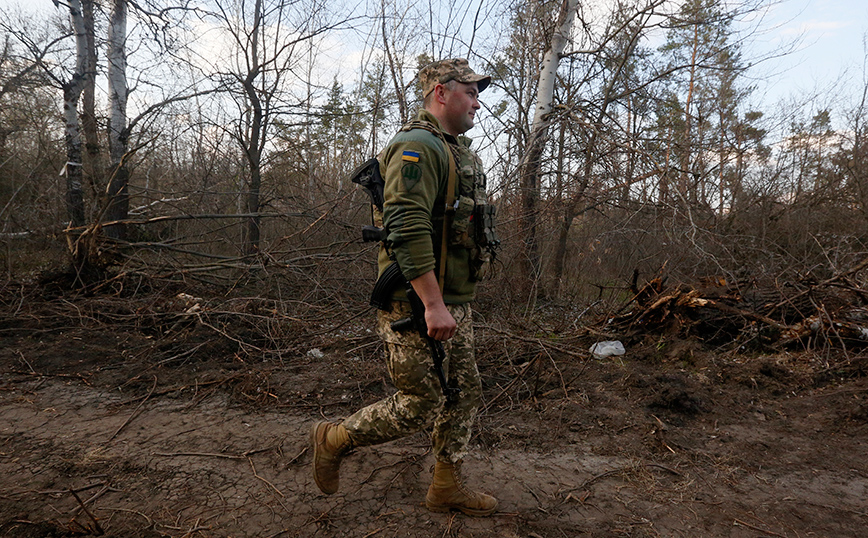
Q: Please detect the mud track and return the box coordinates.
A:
[1,288,867,537]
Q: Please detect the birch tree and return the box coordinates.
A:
[80,0,103,204]
[516,0,578,302]
[104,0,129,239]
[2,4,89,227]
[60,0,88,228]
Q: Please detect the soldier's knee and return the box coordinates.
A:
[412,388,445,423]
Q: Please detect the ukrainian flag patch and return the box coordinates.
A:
[402,151,420,163]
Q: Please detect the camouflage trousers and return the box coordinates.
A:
[342,301,482,463]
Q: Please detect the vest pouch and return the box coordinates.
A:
[473,203,500,248]
[450,195,476,248]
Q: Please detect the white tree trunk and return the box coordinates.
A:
[63,0,88,227]
[518,0,579,303]
[105,0,129,238]
[529,0,579,134]
[107,0,127,167]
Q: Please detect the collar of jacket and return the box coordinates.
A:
[416,109,474,149]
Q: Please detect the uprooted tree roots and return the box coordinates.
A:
[607,259,868,351]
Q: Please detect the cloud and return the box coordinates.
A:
[779,19,852,38]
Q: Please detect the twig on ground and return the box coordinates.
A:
[69,488,105,535]
[441,513,457,538]
[570,463,684,493]
[733,518,788,537]
[122,343,208,386]
[15,350,35,373]
[477,324,590,360]
[152,451,244,459]
[70,484,113,515]
[285,446,308,466]
[115,377,232,406]
[248,457,285,497]
[480,357,538,413]
[361,452,425,485]
[11,370,92,385]
[178,518,210,538]
[104,508,152,525]
[106,375,157,444]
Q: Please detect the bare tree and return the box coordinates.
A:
[549,0,667,297]
[61,0,89,228]
[1,5,88,227]
[103,0,130,239]
[516,0,578,304]
[204,0,342,256]
[80,0,104,205]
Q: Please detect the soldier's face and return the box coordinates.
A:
[441,81,480,136]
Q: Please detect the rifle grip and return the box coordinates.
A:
[390,317,415,333]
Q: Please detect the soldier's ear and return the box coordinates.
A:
[433,83,449,105]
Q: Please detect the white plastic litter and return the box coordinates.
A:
[306,348,324,359]
[589,340,626,358]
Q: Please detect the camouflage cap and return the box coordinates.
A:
[419,58,491,98]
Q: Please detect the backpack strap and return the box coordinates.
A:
[435,132,458,294]
[400,120,458,293]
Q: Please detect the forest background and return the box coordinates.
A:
[4,1,868,536]
[1,0,868,311]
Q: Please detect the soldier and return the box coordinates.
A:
[311,59,498,516]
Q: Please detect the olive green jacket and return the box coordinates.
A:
[377,110,487,304]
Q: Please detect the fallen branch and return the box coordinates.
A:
[69,488,104,535]
[769,256,868,313]
[476,324,590,360]
[733,518,788,538]
[106,375,157,444]
[698,297,788,331]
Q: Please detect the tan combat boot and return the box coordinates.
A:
[310,421,352,494]
[425,460,498,516]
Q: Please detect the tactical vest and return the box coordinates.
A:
[395,120,500,280]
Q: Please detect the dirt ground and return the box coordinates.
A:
[1,280,867,538]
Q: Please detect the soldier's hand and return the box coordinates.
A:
[425,303,457,341]
[409,270,457,341]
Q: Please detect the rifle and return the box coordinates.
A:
[371,262,461,403]
[352,156,460,402]
[350,157,387,243]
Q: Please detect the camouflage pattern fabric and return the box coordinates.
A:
[377,110,489,303]
[342,301,482,463]
[418,58,491,98]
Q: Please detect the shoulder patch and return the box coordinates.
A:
[402,150,420,163]
[402,163,422,191]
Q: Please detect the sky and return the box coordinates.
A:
[747,0,868,112]
[1,0,866,119]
